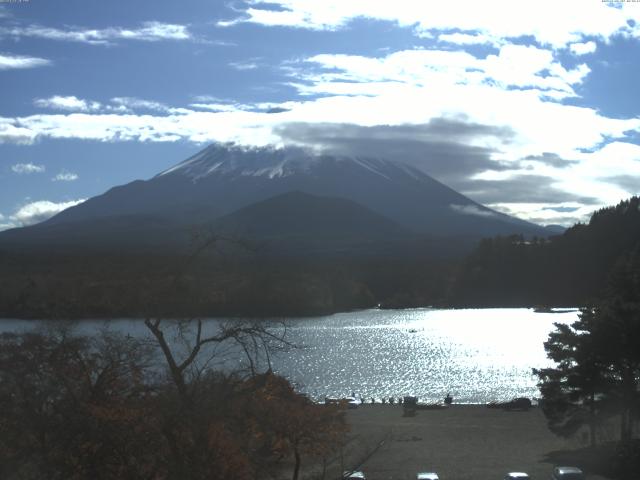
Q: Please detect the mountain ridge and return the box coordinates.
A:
[29,143,549,244]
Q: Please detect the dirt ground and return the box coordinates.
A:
[331,404,616,480]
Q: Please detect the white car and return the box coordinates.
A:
[416,472,439,480]
[505,473,530,480]
[343,471,366,479]
[551,466,585,480]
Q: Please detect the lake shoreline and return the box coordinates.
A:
[0,305,580,321]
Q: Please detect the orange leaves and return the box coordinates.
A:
[243,371,349,463]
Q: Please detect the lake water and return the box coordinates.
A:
[0,308,578,404]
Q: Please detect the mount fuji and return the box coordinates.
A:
[0,143,551,256]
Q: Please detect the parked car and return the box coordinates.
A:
[416,472,439,480]
[505,473,530,479]
[551,466,585,480]
[343,471,366,479]
[487,397,532,411]
[325,397,358,409]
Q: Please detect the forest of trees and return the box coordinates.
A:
[0,319,348,480]
[0,249,452,318]
[450,197,640,307]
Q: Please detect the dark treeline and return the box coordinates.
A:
[450,197,640,307]
[2,196,639,318]
[0,247,453,318]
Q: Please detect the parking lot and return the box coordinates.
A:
[341,405,614,480]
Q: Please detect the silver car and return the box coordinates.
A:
[416,473,439,480]
[551,466,585,480]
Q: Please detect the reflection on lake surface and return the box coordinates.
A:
[282,308,578,403]
[0,308,578,404]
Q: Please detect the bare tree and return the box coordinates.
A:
[143,317,292,403]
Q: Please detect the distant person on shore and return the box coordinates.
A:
[371,398,375,404]
[389,397,394,405]
[445,393,453,405]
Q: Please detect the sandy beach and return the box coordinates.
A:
[332,404,615,480]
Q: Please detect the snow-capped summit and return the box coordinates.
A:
[156,143,410,183]
[157,144,321,180]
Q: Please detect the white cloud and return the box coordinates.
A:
[438,32,503,47]
[479,140,640,223]
[111,97,168,111]
[0,78,637,157]
[110,97,191,114]
[10,199,86,227]
[0,53,51,70]
[218,6,346,30]
[117,22,191,41]
[450,204,496,217]
[489,203,593,227]
[0,120,38,144]
[569,41,597,55]
[191,95,226,102]
[11,163,45,174]
[0,21,191,45]
[222,0,637,48]
[229,61,260,71]
[32,95,193,115]
[482,44,586,92]
[299,45,592,102]
[556,142,640,203]
[52,171,79,182]
[189,102,251,112]
[34,95,101,112]
[0,110,274,144]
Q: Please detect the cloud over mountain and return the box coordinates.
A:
[5,199,86,228]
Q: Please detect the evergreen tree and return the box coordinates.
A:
[536,245,640,444]
[534,308,611,446]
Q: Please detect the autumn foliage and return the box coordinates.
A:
[0,328,347,480]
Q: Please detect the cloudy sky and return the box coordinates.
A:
[1,0,639,230]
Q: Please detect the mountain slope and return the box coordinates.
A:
[211,191,419,256]
[0,213,191,252]
[214,191,409,239]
